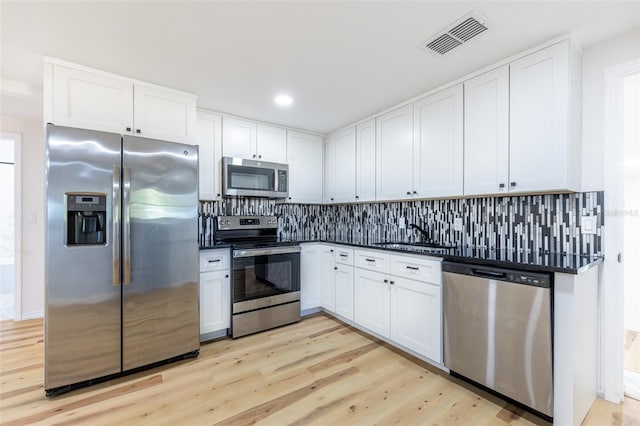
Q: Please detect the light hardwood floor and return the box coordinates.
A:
[0,314,638,425]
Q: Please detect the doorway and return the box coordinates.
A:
[0,132,20,321]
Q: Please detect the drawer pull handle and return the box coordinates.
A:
[340,254,348,257]
[406,266,419,270]
[365,258,376,262]
[208,259,221,263]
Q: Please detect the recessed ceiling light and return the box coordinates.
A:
[274,94,293,107]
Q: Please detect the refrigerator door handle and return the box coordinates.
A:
[123,166,131,285]
[112,166,121,285]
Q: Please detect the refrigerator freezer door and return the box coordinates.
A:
[45,125,122,390]
[122,136,200,370]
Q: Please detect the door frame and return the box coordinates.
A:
[1,131,22,321]
[601,58,640,403]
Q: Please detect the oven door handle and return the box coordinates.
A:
[233,246,301,258]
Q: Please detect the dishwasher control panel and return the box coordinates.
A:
[507,273,550,287]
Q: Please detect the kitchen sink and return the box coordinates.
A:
[373,242,456,253]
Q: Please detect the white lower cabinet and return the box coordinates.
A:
[300,244,322,310]
[354,268,391,338]
[301,245,443,364]
[390,277,441,363]
[335,263,354,321]
[199,250,231,339]
[319,246,336,312]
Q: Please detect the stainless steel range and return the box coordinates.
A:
[213,216,300,338]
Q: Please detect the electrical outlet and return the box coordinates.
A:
[454,217,463,231]
[581,215,597,234]
[399,219,406,229]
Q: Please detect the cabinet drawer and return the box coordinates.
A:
[355,249,389,273]
[389,254,441,284]
[334,247,354,266]
[199,249,230,272]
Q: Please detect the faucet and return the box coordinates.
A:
[409,223,432,243]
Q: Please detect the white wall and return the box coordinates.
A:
[0,115,44,319]
[581,28,640,192]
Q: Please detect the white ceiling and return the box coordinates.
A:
[1,1,639,134]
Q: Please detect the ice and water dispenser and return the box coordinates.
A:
[66,193,107,246]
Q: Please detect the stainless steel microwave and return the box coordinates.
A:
[222,157,289,198]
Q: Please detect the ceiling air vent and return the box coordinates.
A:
[419,11,488,55]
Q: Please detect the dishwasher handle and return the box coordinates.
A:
[471,269,506,280]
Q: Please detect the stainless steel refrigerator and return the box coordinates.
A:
[44,124,200,396]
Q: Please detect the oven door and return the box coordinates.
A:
[232,246,301,313]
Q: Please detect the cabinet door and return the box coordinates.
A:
[510,41,570,192]
[356,119,376,202]
[199,270,230,336]
[413,84,463,198]
[196,110,223,200]
[324,135,336,203]
[464,66,510,196]
[222,117,257,159]
[133,83,196,144]
[390,277,441,362]
[320,247,336,312]
[354,268,390,338]
[52,65,134,134]
[301,245,322,310]
[376,104,413,201]
[286,131,324,203]
[335,264,354,321]
[257,124,287,163]
[333,127,357,203]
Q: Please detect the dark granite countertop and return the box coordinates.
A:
[200,237,602,274]
[285,237,603,274]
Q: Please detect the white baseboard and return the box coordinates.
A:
[20,310,44,320]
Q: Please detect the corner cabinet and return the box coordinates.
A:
[509,40,581,193]
[286,131,324,203]
[45,58,196,144]
[356,119,376,202]
[324,126,356,203]
[196,110,223,200]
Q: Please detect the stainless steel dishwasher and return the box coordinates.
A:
[442,261,553,419]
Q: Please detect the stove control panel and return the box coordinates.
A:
[215,216,278,231]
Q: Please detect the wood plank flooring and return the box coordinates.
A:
[0,314,638,425]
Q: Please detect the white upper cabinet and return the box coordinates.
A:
[376,104,414,201]
[256,124,287,163]
[222,117,257,159]
[46,59,196,144]
[464,66,510,196]
[356,119,376,202]
[51,65,134,135]
[196,110,222,200]
[413,84,464,198]
[222,118,287,163]
[133,83,196,144]
[286,130,324,203]
[509,40,578,193]
[325,126,356,203]
[324,134,336,203]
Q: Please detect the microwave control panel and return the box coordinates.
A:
[277,170,288,192]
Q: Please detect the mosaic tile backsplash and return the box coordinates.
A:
[199,192,604,256]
